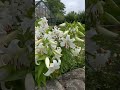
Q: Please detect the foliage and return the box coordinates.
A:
[65,11,85,24]
[86,0,120,89]
[77,11,85,24]
[45,0,65,16]
[65,11,78,23]
[45,0,65,25]
[56,13,65,25]
[35,17,85,87]
[0,0,35,89]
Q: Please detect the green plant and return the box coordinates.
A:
[35,17,85,87]
[86,0,120,89]
[0,0,35,89]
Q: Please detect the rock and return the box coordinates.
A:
[25,73,35,90]
[64,79,85,90]
[58,68,85,90]
[39,80,65,90]
[39,68,85,90]
[58,68,85,82]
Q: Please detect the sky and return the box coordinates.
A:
[61,0,85,14]
[35,0,85,14]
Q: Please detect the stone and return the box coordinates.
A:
[39,80,65,90]
[58,68,85,82]
[58,68,85,90]
[64,79,85,90]
[39,68,85,90]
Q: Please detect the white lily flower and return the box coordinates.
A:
[35,17,85,81]
[35,43,47,54]
[59,23,66,27]
[35,30,42,39]
[38,17,49,32]
[45,57,50,68]
[54,47,62,60]
[60,35,75,49]
[52,26,64,39]
[36,19,49,36]
[35,35,38,41]
[43,33,53,40]
[72,47,81,56]
[44,57,61,76]
[49,39,57,49]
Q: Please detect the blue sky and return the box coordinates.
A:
[35,0,85,14]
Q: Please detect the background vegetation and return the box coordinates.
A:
[44,0,85,25]
[86,0,120,89]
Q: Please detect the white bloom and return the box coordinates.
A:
[35,29,42,39]
[35,17,49,37]
[49,39,57,49]
[72,47,81,56]
[60,35,75,49]
[53,47,62,60]
[44,57,61,76]
[35,17,84,76]
[43,33,52,40]
[38,17,49,32]
[35,35,38,41]
[59,23,66,27]
[52,26,64,39]
[35,43,47,54]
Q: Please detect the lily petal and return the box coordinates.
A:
[45,57,50,68]
[44,68,55,76]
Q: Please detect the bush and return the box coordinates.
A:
[65,11,85,24]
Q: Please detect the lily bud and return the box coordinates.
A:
[63,31,69,36]
[75,36,84,42]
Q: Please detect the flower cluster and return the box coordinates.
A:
[35,17,83,77]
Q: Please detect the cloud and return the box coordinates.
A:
[61,0,85,14]
[35,0,85,14]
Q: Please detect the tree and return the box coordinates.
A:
[65,11,85,23]
[78,11,85,23]
[46,0,65,15]
[44,0,65,24]
[65,11,78,23]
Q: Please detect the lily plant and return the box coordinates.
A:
[35,17,85,86]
